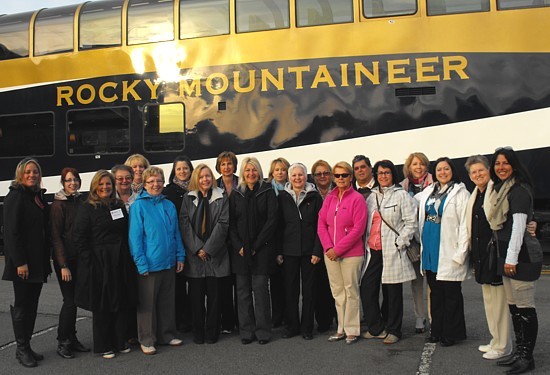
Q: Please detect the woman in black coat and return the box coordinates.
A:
[73,170,137,359]
[50,167,90,359]
[278,163,323,340]
[163,154,194,332]
[2,158,51,368]
[229,157,278,345]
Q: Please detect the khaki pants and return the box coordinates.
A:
[324,255,362,336]
[481,284,512,353]
[502,277,536,308]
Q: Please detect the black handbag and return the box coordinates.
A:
[486,231,498,275]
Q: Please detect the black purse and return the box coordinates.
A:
[486,231,498,275]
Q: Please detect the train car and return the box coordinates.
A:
[1,0,550,252]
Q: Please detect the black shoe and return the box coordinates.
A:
[193,337,205,345]
[258,339,269,345]
[303,333,313,340]
[505,357,535,375]
[426,336,440,343]
[28,346,44,361]
[440,338,455,347]
[57,340,75,359]
[71,339,90,353]
[241,338,254,345]
[16,346,37,368]
[497,352,519,367]
[205,338,218,344]
[317,326,330,334]
[282,330,298,339]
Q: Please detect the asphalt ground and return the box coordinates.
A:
[0,258,548,375]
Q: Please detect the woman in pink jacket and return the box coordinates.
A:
[317,161,367,345]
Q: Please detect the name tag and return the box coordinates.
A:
[110,208,124,220]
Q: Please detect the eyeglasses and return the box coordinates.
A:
[333,173,351,179]
[115,176,132,182]
[495,146,513,152]
[64,178,80,183]
[145,179,164,185]
[314,171,330,177]
[377,171,392,176]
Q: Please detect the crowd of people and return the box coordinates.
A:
[1,148,543,375]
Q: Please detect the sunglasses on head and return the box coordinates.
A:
[495,146,513,152]
[333,173,351,179]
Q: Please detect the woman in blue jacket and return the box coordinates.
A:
[129,166,186,355]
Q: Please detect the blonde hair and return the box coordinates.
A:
[142,166,165,184]
[12,158,42,191]
[87,170,117,206]
[238,157,264,190]
[403,152,429,179]
[188,164,213,192]
[125,154,150,169]
[332,161,353,175]
[311,160,331,175]
[267,157,290,182]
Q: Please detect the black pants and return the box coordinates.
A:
[92,309,129,353]
[314,259,336,331]
[13,281,42,340]
[426,271,466,341]
[270,265,285,326]
[236,274,272,341]
[361,250,386,336]
[54,260,78,342]
[219,274,238,331]
[188,277,220,342]
[283,255,316,335]
[175,273,192,331]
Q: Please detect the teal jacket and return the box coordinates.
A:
[129,191,186,274]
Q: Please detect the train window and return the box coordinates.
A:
[296,0,353,27]
[427,0,490,15]
[497,0,550,9]
[143,103,185,152]
[34,5,79,56]
[363,0,417,18]
[67,107,130,155]
[79,0,124,50]
[180,0,230,39]
[0,12,33,60]
[236,0,290,33]
[128,0,174,45]
[0,113,54,158]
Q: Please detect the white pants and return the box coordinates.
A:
[481,284,512,353]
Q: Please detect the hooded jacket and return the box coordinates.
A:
[129,191,186,275]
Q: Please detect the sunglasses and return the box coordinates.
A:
[495,146,513,152]
[333,173,351,179]
[314,171,331,177]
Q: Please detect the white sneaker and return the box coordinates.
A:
[102,351,115,359]
[141,344,157,355]
[478,344,492,353]
[119,347,131,354]
[169,338,183,346]
[483,349,511,360]
[361,330,387,339]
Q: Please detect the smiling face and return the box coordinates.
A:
[175,161,191,182]
[131,162,146,183]
[220,158,235,177]
[290,167,306,191]
[144,174,164,196]
[468,162,490,190]
[244,163,260,188]
[96,176,113,199]
[410,157,428,180]
[63,172,80,195]
[115,169,132,194]
[435,161,453,185]
[313,165,331,189]
[377,166,394,187]
[22,162,40,188]
[494,154,514,181]
[353,160,372,185]
[272,162,288,184]
[198,168,213,195]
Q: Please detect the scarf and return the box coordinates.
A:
[173,176,190,191]
[244,183,260,266]
[271,179,284,197]
[131,182,143,194]
[427,181,454,215]
[403,173,433,196]
[192,190,212,241]
[486,177,515,231]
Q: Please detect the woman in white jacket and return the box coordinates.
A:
[417,157,470,347]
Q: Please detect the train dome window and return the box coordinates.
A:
[427,0,490,15]
[236,0,290,33]
[497,0,550,10]
[143,102,185,152]
[67,107,130,155]
[128,0,174,45]
[34,5,79,56]
[79,0,124,50]
[296,0,353,27]
[0,12,33,60]
[180,0,230,39]
[0,113,54,158]
[363,0,417,18]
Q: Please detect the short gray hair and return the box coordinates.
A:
[288,163,307,176]
[464,155,490,172]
